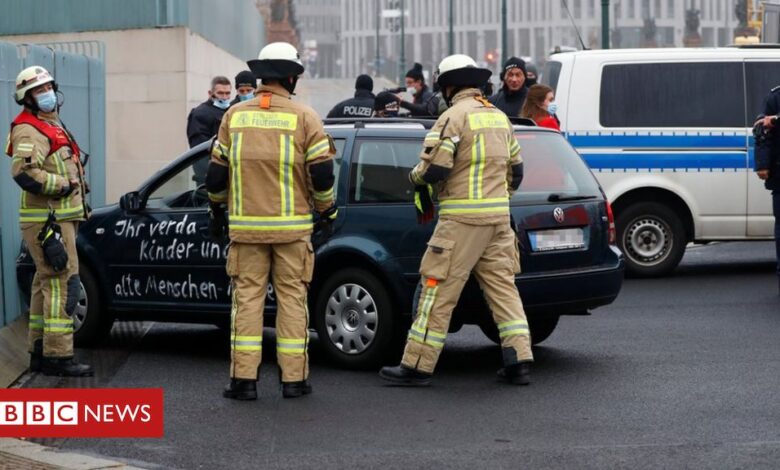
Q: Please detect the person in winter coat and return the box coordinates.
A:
[397,62,435,116]
[488,57,528,118]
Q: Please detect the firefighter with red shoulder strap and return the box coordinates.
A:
[6,65,92,377]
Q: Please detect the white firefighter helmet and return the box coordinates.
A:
[247,42,304,80]
[436,54,492,89]
[15,66,55,103]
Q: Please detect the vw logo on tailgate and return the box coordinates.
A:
[553,207,565,224]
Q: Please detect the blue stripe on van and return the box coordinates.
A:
[581,152,747,170]
[567,133,746,149]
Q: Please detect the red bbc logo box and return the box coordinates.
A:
[0,388,163,438]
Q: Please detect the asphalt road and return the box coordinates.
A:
[23,241,780,470]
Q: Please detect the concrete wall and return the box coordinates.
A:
[4,28,249,202]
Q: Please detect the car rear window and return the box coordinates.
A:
[512,132,601,204]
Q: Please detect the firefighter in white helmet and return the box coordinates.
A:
[5,65,92,377]
[380,54,533,386]
[207,42,336,400]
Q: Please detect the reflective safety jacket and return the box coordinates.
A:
[6,109,88,224]
[207,83,336,244]
[410,88,524,225]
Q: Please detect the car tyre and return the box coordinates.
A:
[312,268,396,369]
[73,264,114,347]
[616,202,687,277]
[478,315,560,346]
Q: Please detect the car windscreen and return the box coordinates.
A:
[512,132,601,204]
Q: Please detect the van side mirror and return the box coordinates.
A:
[119,191,143,213]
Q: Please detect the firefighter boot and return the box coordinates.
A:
[29,339,43,373]
[282,380,313,399]
[379,365,432,387]
[497,362,531,386]
[223,379,258,400]
[41,357,94,377]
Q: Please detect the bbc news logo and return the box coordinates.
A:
[0,388,163,437]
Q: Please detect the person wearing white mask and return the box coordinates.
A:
[520,84,561,131]
[396,62,435,116]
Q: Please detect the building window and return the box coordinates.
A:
[574,0,581,19]
[628,0,635,18]
[588,0,595,18]
[667,0,674,18]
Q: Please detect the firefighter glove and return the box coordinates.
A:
[414,184,435,224]
[39,225,68,272]
[208,202,228,241]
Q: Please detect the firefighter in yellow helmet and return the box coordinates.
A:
[206,42,336,400]
[6,66,92,376]
[379,54,533,386]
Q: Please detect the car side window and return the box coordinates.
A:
[349,139,421,203]
[146,152,210,210]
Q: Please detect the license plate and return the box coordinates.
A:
[528,228,585,252]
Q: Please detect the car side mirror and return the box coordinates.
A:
[120,191,143,213]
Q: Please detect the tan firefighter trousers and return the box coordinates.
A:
[226,239,314,382]
[21,221,80,358]
[401,219,534,374]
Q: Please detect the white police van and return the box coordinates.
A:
[544,47,780,276]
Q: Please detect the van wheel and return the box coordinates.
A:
[312,268,395,369]
[616,202,687,277]
[73,264,114,347]
[478,315,559,345]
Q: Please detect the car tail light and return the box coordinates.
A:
[605,200,616,245]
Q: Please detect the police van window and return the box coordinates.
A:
[349,139,420,203]
[147,152,210,210]
[745,62,780,124]
[542,60,562,93]
[512,131,601,204]
[599,62,745,128]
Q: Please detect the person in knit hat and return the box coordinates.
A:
[230,70,257,106]
[396,62,435,116]
[488,57,528,117]
[326,74,375,118]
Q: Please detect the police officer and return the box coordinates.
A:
[6,66,93,377]
[206,42,337,400]
[489,57,529,117]
[379,54,533,386]
[326,74,375,118]
[753,85,780,294]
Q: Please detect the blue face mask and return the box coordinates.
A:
[547,102,559,115]
[35,90,57,113]
[213,98,231,109]
[238,93,253,102]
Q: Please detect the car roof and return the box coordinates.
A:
[324,117,550,137]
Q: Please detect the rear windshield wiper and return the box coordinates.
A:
[547,194,598,202]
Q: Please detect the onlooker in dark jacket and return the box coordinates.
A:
[187,76,232,148]
[525,63,539,87]
[397,63,435,116]
[187,76,231,184]
[753,85,780,293]
[230,70,257,107]
[327,74,375,118]
[489,57,529,118]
